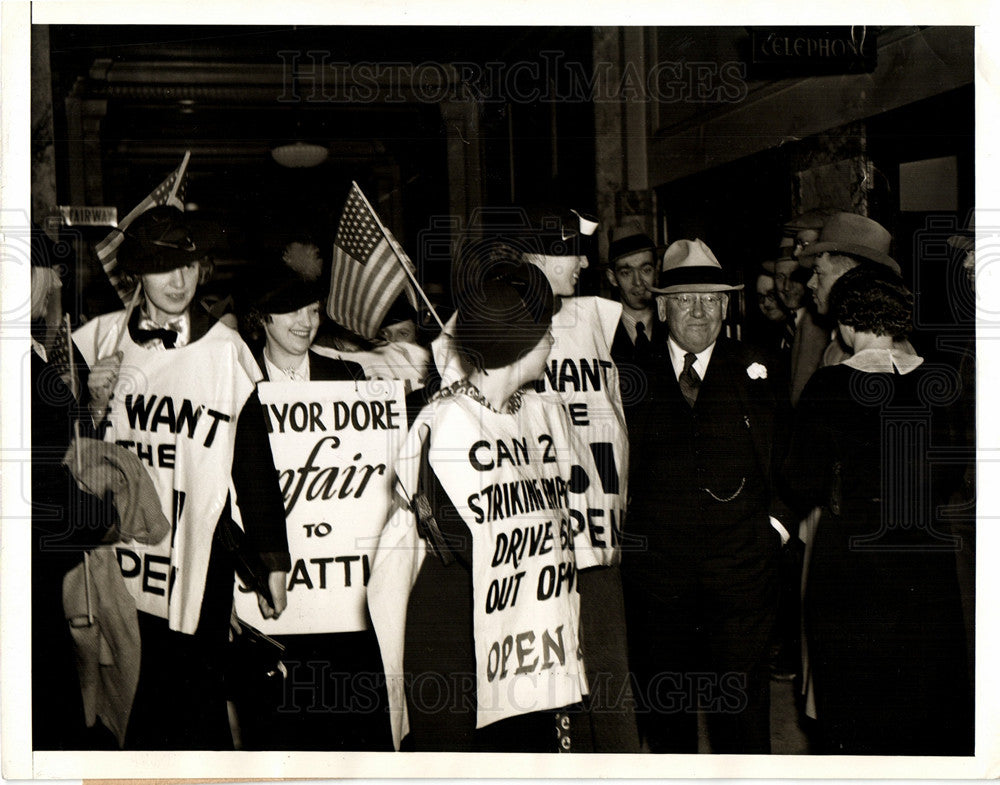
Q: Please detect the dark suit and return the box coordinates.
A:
[610,315,668,441]
[788,307,828,407]
[622,338,785,754]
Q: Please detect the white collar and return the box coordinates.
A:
[264,349,311,381]
[31,336,48,363]
[667,335,716,381]
[841,347,924,375]
[621,309,654,342]
[137,307,191,348]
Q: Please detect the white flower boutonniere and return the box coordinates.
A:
[747,362,768,380]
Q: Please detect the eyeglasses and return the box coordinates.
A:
[664,293,726,312]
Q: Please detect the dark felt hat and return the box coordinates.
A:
[797,212,900,274]
[761,237,798,273]
[248,242,326,315]
[454,262,554,369]
[608,229,661,266]
[381,295,417,328]
[117,206,207,275]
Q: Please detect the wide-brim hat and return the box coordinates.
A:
[477,204,599,258]
[761,237,798,273]
[117,206,208,275]
[649,238,743,295]
[608,228,662,266]
[454,262,554,369]
[797,212,900,274]
[247,241,326,315]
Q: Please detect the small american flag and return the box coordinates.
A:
[327,182,416,339]
[94,151,191,303]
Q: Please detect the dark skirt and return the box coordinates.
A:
[806,505,972,755]
[402,551,567,753]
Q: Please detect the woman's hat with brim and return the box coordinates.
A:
[454,262,554,369]
[117,206,207,275]
[649,238,743,295]
[247,242,326,316]
[479,204,598,258]
[797,212,900,274]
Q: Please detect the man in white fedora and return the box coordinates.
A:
[622,238,791,754]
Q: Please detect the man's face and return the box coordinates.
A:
[607,249,656,311]
[380,318,418,344]
[662,291,728,354]
[755,275,784,322]
[807,252,856,315]
[141,262,199,322]
[772,259,806,310]
[530,253,589,297]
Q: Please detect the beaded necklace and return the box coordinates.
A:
[435,378,526,414]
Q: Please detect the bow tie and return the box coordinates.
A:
[134,326,178,348]
[135,317,185,349]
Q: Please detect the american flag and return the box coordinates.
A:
[328,182,416,339]
[94,151,191,303]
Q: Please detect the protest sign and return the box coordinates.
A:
[428,394,589,727]
[233,380,406,634]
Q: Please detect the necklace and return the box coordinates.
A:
[435,378,525,414]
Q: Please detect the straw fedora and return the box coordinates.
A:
[649,238,743,295]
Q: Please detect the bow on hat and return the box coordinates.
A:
[649,238,743,295]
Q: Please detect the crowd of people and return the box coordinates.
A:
[30,193,975,756]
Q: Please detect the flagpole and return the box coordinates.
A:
[65,313,78,401]
[111,283,143,358]
[167,151,192,207]
[351,182,446,332]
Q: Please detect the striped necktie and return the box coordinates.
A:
[679,352,701,407]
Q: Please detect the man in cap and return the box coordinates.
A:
[73,205,290,749]
[623,238,790,754]
[796,212,907,367]
[605,228,665,368]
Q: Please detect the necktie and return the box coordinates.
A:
[679,351,701,407]
[780,318,796,351]
[634,321,651,362]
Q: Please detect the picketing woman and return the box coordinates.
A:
[73,206,290,750]
[233,241,391,751]
[367,259,599,752]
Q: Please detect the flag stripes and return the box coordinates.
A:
[94,152,190,304]
[328,183,415,339]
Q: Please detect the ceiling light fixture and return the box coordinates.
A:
[271,140,329,168]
